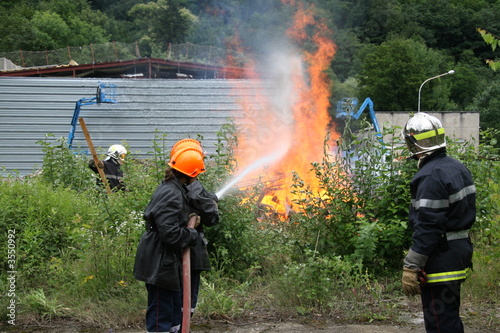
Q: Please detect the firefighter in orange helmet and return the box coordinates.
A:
[170,139,219,320]
[133,143,207,333]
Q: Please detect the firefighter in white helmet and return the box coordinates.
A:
[401,112,476,333]
[89,144,127,191]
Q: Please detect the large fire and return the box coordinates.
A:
[229,2,339,216]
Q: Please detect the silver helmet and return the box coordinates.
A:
[106,144,127,161]
[402,113,446,157]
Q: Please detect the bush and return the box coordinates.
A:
[288,127,415,271]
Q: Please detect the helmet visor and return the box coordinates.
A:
[404,127,445,155]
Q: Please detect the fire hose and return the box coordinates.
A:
[182,215,197,333]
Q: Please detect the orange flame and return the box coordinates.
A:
[230,2,338,216]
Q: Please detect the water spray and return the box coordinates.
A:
[215,149,287,199]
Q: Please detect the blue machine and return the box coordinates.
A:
[335,97,383,143]
[68,83,117,148]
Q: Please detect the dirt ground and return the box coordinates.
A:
[2,298,497,333]
[1,321,496,333]
[2,314,497,333]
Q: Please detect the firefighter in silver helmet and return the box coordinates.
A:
[89,144,127,191]
[401,112,476,333]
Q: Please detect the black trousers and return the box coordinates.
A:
[146,283,182,333]
[421,283,464,333]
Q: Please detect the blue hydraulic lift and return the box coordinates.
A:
[67,83,117,148]
[335,97,383,144]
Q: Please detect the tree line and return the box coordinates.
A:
[1,0,499,142]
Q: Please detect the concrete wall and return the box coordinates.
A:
[377,111,480,144]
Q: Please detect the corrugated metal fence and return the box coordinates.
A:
[0,77,266,176]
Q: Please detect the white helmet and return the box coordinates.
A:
[107,144,127,161]
[402,113,446,157]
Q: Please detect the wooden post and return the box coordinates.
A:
[135,41,141,58]
[67,45,72,63]
[78,118,112,194]
[19,50,25,67]
[90,43,95,64]
[181,215,197,333]
[112,41,118,61]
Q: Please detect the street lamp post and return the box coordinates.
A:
[417,70,455,112]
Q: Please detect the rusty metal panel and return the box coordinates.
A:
[0,77,263,176]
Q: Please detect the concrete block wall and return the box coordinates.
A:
[376,111,480,144]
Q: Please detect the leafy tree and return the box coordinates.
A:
[30,11,71,50]
[0,0,109,51]
[128,0,196,56]
[89,0,147,20]
[0,3,37,51]
[356,37,454,111]
[467,78,500,147]
[448,62,481,109]
[395,0,500,62]
[328,23,364,81]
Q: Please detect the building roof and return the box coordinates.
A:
[0,57,248,79]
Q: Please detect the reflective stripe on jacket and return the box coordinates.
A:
[426,268,469,283]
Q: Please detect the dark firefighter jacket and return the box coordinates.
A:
[133,177,198,291]
[409,148,476,285]
[88,158,125,191]
[186,180,220,271]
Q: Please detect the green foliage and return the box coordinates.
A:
[288,128,414,271]
[356,37,454,111]
[37,134,95,190]
[447,128,500,256]
[201,123,272,279]
[467,78,500,148]
[0,0,109,51]
[128,0,196,55]
[278,252,371,312]
[22,289,66,320]
[196,275,247,318]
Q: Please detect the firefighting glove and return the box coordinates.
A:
[402,248,428,296]
[402,267,421,296]
[189,213,201,228]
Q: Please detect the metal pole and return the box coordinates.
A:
[417,70,455,112]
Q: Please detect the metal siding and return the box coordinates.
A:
[0,77,264,176]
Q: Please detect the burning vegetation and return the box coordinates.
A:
[225,1,339,217]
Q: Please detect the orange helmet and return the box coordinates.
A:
[170,138,205,159]
[168,147,206,177]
